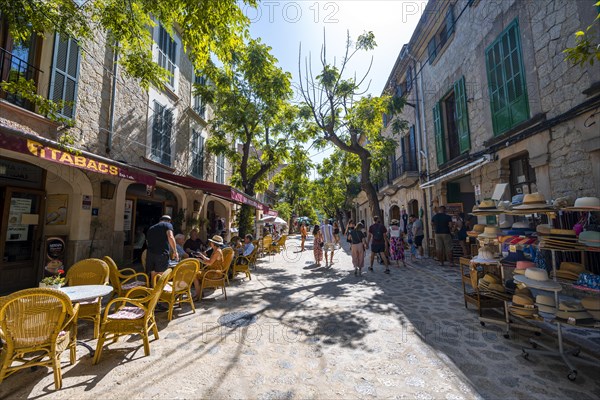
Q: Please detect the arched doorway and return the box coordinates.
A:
[123,184,178,263]
[389,205,400,222]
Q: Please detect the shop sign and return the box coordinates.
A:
[82,195,92,210]
[123,200,133,231]
[0,130,156,186]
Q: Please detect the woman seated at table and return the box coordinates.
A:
[192,235,224,301]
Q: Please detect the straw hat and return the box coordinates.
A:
[511,194,524,205]
[512,193,552,209]
[508,305,538,317]
[513,261,536,275]
[579,231,600,248]
[467,224,486,237]
[478,226,502,239]
[512,294,535,306]
[390,219,399,225]
[535,294,557,314]
[514,267,562,290]
[581,296,600,311]
[555,302,594,323]
[477,199,497,210]
[482,273,502,284]
[552,262,587,281]
[566,197,600,211]
[208,235,224,246]
[472,248,498,263]
[515,287,533,297]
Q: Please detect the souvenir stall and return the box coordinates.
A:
[460,193,600,381]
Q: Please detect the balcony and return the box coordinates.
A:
[0,47,43,112]
[375,154,419,194]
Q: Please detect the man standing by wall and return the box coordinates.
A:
[431,206,454,267]
[367,215,390,274]
[321,218,335,267]
[411,214,425,259]
[146,215,178,284]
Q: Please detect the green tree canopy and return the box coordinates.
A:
[198,38,307,235]
[299,31,407,218]
[2,0,256,89]
[564,2,600,66]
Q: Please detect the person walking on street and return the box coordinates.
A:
[312,224,323,266]
[146,215,179,285]
[411,214,425,259]
[321,219,335,266]
[388,219,406,267]
[455,212,469,257]
[333,220,341,248]
[367,215,390,273]
[432,206,454,267]
[300,222,308,251]
[345,219,356,244]
[349,222,367,276]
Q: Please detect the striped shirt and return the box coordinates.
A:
[321,223,334,244]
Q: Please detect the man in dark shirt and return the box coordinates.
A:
[184,228,203,256]
[146,215,178,284]
[367,215,390,274]
[431,206,454,267]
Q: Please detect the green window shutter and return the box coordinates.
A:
[454,76,470,153]
[446,5,455,36]
[485,20,529,136]
[49,32,80,119]
[433,102,446,165]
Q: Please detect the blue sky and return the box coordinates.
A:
[247,1,426,170]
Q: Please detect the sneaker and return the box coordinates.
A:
[384,269,390,274]
[368,267,374,271]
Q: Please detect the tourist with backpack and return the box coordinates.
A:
[367,215,390,274]
[349,222,367,276]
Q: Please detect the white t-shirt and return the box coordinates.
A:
[389,225,401,238]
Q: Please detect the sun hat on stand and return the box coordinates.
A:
[555,301,595,325]
[535,294,557,314]
[565,197,600,211]
[551,262,587,281]
[579,230,600,248]
[467,224,486,237]
[514,267,562,290]
[478,226,502,239]
[513,260,536,275]
[512,193,554,210]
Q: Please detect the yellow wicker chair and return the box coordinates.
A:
[222,247,235,286]
[66,258,110,339]
[103,256,149,299]
[251,240,259,268]
[0,288,79,390]
[261,235,272,257]
[141,249,147,271]
[93,268,172,364]
[157,259,199,321]
[232,246,258,281]
[271,235,287,254]
[199,248,233,300]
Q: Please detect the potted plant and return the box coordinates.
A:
[40,269,66,289]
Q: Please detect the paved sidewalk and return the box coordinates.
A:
[1,236,599,399]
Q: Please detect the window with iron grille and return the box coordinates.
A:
[49,33,80,118]
[157,25,177,87]
[193,74,206,118]
[216,153,225,184]
[190,129,204,178]
[151,101,173,165]
[405,67,413,93]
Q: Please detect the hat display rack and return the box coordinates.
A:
[508,194,600,381]
[466,193,600,381]
[469,198,543,338]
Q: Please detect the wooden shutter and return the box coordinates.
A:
[50,33,80,118]
[485,20,529,136]
[446,5,455,36]
[408,125,417,169]
[433,102,446,165]
[454,76,470,154]
[162,108,173,165]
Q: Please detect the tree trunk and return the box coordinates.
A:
[238,204,254,238]
[359,153,381,221]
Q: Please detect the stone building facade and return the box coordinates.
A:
[0,18,259,293]
[367,0,599,252]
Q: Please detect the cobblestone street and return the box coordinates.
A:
[1,236,599,400]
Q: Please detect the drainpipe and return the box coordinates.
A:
[409,54,433,250]
[106,43,118,154]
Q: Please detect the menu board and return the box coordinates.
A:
[123,199,133,231]
[7,198,32,241]
[444,203,463,218]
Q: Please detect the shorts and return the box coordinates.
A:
[146,252,170,273]
[323,242,335,252]
[371,242,386,253]
[435,233,453,253]
[414,235,424,247]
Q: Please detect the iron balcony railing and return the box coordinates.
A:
[0,47,43,111]
[375,153,419,191]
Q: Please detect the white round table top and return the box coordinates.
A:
[59,285,113,302]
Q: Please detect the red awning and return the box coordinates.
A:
[149,169,264,210]
[0,126,156,186]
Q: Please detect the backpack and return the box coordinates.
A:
[372,224,384,241]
